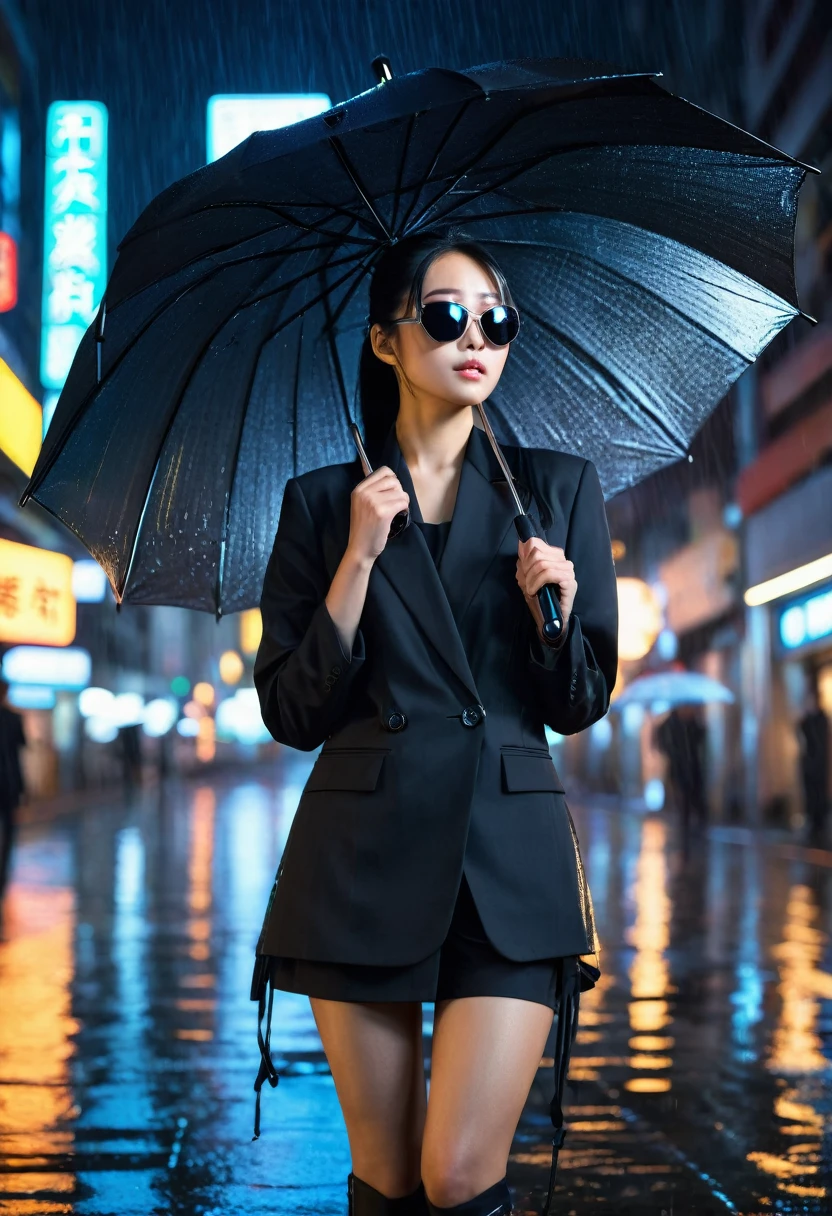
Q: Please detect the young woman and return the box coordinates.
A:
[250,229,619,1216]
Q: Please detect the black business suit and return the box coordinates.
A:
[251,418,619,973]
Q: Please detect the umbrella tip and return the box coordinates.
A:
[371,55,393,84]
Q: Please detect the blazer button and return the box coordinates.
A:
[461,703,485,727]
[386,710,407,732]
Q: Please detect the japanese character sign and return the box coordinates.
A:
[0,539,76,646]
[41,101,108,391]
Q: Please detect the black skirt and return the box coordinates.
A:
[266,870,561,1011]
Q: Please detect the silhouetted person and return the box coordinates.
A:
[798,687,829,845]
[118,722,143,793]
[655,704,708,833]
[0,679,27,911]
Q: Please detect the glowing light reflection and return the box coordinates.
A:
[626,817,672,1092]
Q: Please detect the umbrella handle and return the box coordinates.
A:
[349,422,410,540]
[514,514,564,642]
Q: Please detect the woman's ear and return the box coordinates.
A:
[370,322,398,367]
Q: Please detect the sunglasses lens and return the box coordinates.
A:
[480,305,520,346]
[420,301,468,342]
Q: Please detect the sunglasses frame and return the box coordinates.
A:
[388,298,521,347]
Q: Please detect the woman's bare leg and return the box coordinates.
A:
[310,997,426,1197]
[421,996,554,1208]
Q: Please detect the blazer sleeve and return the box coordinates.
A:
[526,458,619,735]
[254,476,367,751]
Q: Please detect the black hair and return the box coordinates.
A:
[357,228,515,461]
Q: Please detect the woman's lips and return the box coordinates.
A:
[456,367,485,380]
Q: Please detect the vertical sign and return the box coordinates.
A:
[0,231,16,310]
[0,107,20,312]
[41,101,108,391]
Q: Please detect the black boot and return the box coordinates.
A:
[424,1175,513,1215]
[348,1171,429,1215]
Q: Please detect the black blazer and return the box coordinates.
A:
[253,419,618,966]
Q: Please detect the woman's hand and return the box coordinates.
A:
[516,536,577,638]
[346,466,410,565]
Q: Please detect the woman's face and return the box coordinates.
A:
[372,250,511,410]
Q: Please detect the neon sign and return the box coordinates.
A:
[0,538,76,646]
[41,101,108,390]
[0,232,16,311]
[779,584,832,650]
[206,94,331,162]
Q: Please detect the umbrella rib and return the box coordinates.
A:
[404,97,570,236]
[519,301,689,454]
[199,197,379,241]
[389,112,416,236]
[327,136,392,241]
[480,228,789,358]
[117,255,283,605]
[110,221,362,314]
[213,294,287,618]
[317,250,379,429]
[118,197,377,255]
[254,258,374,343]
[28,245,367,503]
[292,316,303,477]
[397,98,478,237]
[411,146,573,233]
[320,248,380,334]
[404,77,755,236]
[217,248,373,613]
[321,274,353,430]
[148,242,344,615]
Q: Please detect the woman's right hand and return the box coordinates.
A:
[346,466,410,564]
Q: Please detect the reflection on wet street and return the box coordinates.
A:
[2,764,831,1214]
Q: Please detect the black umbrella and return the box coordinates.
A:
[20,55,815,621]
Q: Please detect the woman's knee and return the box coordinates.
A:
[421,1145,503,1209]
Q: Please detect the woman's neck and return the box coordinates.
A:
[396,406,474,523]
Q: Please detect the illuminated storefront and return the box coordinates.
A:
[743,464,832,821]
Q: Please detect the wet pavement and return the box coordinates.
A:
[1,756,831,1215]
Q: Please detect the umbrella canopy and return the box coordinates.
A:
[612,670,735,708]
[21,56,816,616]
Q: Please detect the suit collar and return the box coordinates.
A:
[371,417,543,701]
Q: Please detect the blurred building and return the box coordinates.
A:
[734,0,832,825]
[601,0,832,826]
[0,0,267,801]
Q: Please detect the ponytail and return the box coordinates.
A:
[358,333,399,466]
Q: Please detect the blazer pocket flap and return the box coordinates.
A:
[501,751,565,794]
[306,749,387,793]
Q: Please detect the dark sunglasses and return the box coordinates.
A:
[390,299,520,347]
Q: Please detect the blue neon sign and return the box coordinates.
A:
[779,585,832,650]
[206,94,332,162]
[41,101,108,391]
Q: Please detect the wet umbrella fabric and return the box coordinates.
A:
[21,56,814,619]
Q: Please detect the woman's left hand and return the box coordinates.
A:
[516,537,577,638]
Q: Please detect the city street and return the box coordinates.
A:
[1,759,830,1215]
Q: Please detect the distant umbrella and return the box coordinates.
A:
[613,670,735,707]
[20,55,816,616]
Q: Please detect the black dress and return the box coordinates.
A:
[267,519,561,1012]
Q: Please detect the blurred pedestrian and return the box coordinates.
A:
[118,722,143,793]
[655,704,708,832]
[798,686,830,845]
[0,678,27,912]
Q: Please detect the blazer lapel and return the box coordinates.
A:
[373,423,479,701]
[371,419,544,702]
[438,423,543,625]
